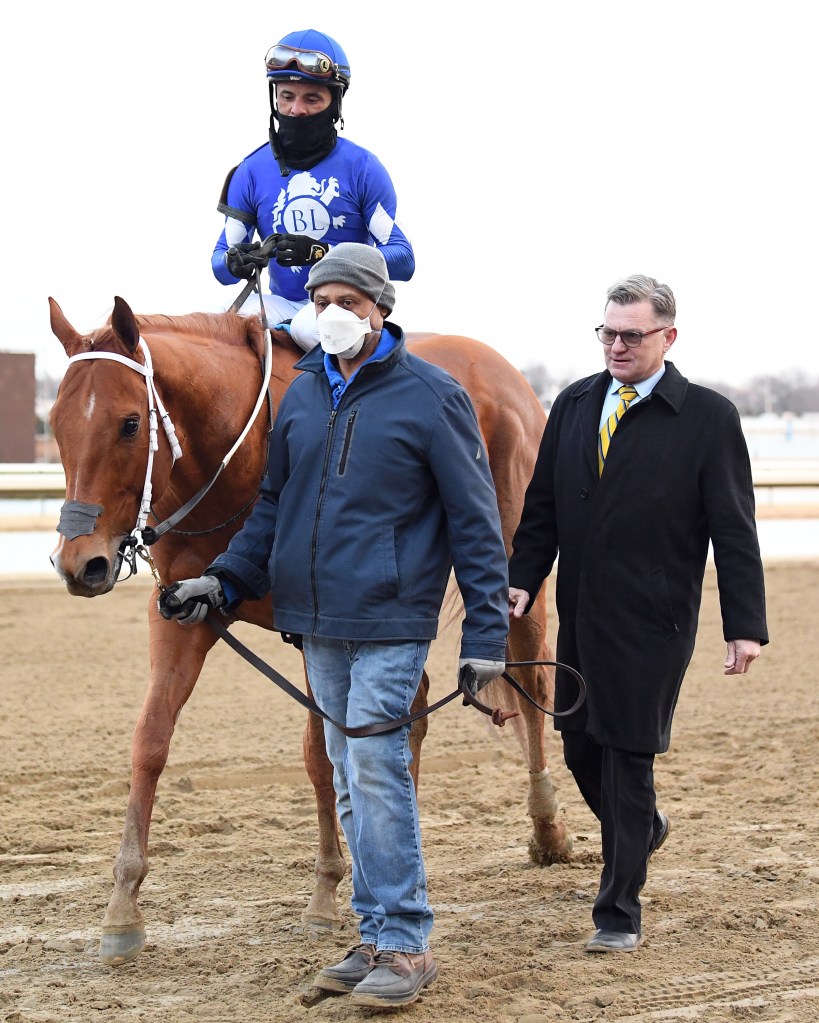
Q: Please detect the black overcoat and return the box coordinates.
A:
[509,362,768,753]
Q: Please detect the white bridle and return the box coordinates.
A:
[67,339,182,536]
[66,331,272,544]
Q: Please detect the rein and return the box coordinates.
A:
[140,271,274,547]
[206,613,586,737]
[226,234,279,315]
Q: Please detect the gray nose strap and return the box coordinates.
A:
[57,501,103,540]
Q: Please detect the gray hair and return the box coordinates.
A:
[605,274,676,324]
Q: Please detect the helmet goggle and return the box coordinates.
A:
[265,44,348,83]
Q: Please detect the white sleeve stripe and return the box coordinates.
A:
[368,203,396,245]
[225,217,254,245]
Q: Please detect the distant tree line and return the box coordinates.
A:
[520,366,819,416]
[698,372,819,416]
[33,365,819,444]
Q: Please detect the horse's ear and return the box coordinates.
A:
[111,296,140,354]
[49,297,90,358]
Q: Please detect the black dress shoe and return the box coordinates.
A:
[639,811,671,895]
[585,929,643,953]
[650,811,670,859]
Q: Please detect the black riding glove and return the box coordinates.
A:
[225,242,270,280]
[158,576,225,625]
[271,233,328,267]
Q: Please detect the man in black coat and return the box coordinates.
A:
[508,274,768,953]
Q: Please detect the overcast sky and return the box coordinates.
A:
[3,0,817,387]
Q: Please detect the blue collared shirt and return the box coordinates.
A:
[598,365,666,431]
[324,329,399,408]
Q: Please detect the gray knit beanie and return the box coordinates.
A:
[305,242,396,314]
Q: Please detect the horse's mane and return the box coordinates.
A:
[133,311,255,346]
[130,311,299,357]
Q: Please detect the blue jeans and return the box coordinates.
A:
[302,636,434,953]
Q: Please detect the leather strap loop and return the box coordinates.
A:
[206,616,586,737]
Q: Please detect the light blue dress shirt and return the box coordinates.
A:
[598,365,666,431]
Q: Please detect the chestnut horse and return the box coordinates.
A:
[48,296,572,966]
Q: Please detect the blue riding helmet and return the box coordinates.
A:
[265,29,351,94]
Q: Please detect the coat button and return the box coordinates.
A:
[580,488,589,499]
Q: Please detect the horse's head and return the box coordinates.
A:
[48,296,173,596]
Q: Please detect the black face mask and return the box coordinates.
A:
[270,103,338,174]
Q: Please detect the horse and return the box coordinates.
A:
[47,296,573,966]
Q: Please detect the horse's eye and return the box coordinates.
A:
[121,417,140,438]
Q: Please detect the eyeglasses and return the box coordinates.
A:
[265,44,345,80]
[595,325,668,348]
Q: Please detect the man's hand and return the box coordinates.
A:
[271,233,328,267]
[226,242,270,280]
[158,576,225,625]
[459,658,506,697]
[724,639,761,675]
[509,587,530,618]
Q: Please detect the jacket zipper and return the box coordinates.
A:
[310,408,339,633]
[305,355,389,631]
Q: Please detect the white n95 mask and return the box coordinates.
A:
[316,303,373,359]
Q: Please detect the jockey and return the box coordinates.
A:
[212,28,415,351]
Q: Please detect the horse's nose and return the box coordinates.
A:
[80,555,113,589]
[51,539,116,596]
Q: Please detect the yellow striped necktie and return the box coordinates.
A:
[598,385,638,476]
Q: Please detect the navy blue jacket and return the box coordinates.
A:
[209,325,508,660]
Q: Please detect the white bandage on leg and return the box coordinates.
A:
[527,767,559,819]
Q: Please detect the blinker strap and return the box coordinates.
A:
[57,501,103,540]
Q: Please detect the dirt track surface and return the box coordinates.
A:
[1,560,817,1022]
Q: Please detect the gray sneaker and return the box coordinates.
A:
[314,943,375,993]
[350,949,438,1007]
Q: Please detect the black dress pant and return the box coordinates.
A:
[562,730,663,934]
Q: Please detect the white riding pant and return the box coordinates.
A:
[234,292,318,352]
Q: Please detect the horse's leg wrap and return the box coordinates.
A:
[527,767,573,866]
[528,767,559,820]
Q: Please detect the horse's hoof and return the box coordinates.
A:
[301,912,344,935]
[99,924,146,965]
[528,821,574,866]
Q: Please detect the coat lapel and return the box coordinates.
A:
[571,371,613,478]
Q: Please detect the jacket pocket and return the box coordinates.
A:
[649,566,679,635]
[376,524,400,599]
[337,408,359,476]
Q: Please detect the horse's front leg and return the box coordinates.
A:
[301,702,346,931]
[509,594,574,865]
[100,603,217,964]
[408,669,430,791]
